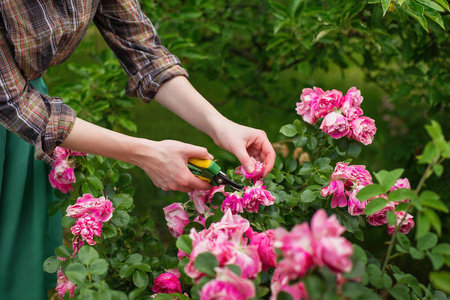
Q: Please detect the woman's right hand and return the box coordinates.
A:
[131,139,214,192]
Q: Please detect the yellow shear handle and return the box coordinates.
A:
[188,158,213,169]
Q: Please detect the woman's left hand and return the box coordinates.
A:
[211,120,276,177]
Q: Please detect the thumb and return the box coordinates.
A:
[235,148,254,174]
[185,145,214,161]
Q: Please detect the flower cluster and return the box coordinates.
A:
[48,147,87,193]
[66,194,114,250]
[184,210,264,282]
[321,163,414,234]
[271,209,353,300]
[55,268,76,299]
[296,87,376,145]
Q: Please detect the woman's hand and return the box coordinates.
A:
[131,139,214,192]
[211,120,276,177]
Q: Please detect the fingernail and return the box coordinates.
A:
[208,154,214,160]
[247,165,255,173]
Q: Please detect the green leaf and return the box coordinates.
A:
[119,265,133,279]
[132,262,151,272]
[43,256,62,273]
[280,124,298,137]
[117,160,134,169]
[386,211,397,226]
[110,290,128,300]
[89,259,109,276]
[394,274,422,296]
[432,243,450,255]
[277,291,294,300]
[416,211,431,239]
[382,0,391,15]
[428,253,445,270]
[55,245,72,259]
[405,2,428,31]
[133,270,149,288]
[430,271,450,294]
[301,190,318,203]
[356,184,385,201]
[417,0,445,11]
[294,119,307,133]
[373,169,404,191]
[364,197,388,215]
[111,210,131,226]
[126,254,143,265]
[397,234,411,250]
[298,163,314,176]
[347,141,362,158]
[306,136,318,150]
[293,135,308,148]
[87,175,104,191]
[102,224,118,238]
[419,191,448,212]
[194,252,219,277]
[388,189,416,202]
[425,209,442,236]
[433,164,444,177]
[65,263,88,286]
[79,246,99,265]
[409,247,425,260]
[389,285,410,300]
[112,193,133,210]
[434,0,450,10]
[417,232,438,251]
[285,157,298,172]
[62,216,76,228]
[176,235,193,255]
[116,173,132,188]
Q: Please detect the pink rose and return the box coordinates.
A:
[56,268,76,299]
[349,116,376,145]
[163,203,190,238]
[296,87,325,124]
[242,181,275,213]
[270,269,309,300]
[189,185,226,214]
[233,246,262,279]
[311,209,345,238]
[341,100,363,121]
[152,272,182,294]
[249,230,277,272]
[71,214,103,245]
[66,149,88,156]
[199,267,256,300]
[53,147,69,161]
[66,194,114,222]
[342,87,363,107]
[390,178,411,191]
[222,192,244,215]
[366,199,394,226]
[347,186,368,216]
[387,211,414,235]
[273,223,314,257]
[310,89,342,123]
[321,180,347,208]
[49,160,76,193]
[314,236,353,273]
[208,209,250,244]
[235,157,264,181]
[320,111,350,139]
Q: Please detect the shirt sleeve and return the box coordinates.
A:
[0,29,76,164]
[94,0,189,103]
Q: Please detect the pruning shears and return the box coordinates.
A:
[188,158,244,191]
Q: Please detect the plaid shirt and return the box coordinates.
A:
[0,0,188,164]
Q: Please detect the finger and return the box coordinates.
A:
[186,172,214,190]
[184,145,214,160]
[233,146,255,174]
[261,141,276,176]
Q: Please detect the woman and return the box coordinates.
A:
[0,0,275,299]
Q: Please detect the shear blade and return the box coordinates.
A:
[214,171,244,191]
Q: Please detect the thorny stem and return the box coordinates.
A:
[380,161,434,275]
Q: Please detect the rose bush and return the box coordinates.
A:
[43,85,450,299]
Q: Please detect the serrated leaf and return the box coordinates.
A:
[397,234,411,250]
[62,216,76,228]
[388,189,416,202]
[382,0,391,15]
[386,211,397,226]
[280,124,298,137]
[111,210,131,226]
[79,246,99,265]
[364,197,388,215]
[293,135,308,147]
[356,184,385,201]
[306,136,318,150]
[405,2,429,31]
[65,263,88,286]
[87,175,104,191]
[112,193,133,210]
[194,252,219,277]
[43,256,62,273]
[428,253,445,270]
[301,190,317,203]
[176,235,193,255]
[55,245,72,259]
[374,169,404,191]
[89,259,109,276]
[389,285,410,300]
[417,232,438,251]
[133,270,149,288]
[430,271,450,294]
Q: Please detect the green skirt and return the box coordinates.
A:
[0,78,62,300]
